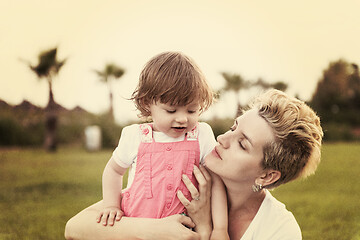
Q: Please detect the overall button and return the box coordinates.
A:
[167,184,173,190]
[167,165,173,170]
[166,203,171,209]
[124,192,130,198]
[166,146,172,151]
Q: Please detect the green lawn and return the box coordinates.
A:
[272,143,360,240]
[0,143,359,240]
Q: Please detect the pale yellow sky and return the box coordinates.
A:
[1,0,360,123]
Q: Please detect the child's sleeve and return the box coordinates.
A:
[111,124,140,168]
[198,122,217,164]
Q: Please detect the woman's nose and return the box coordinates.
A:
[217,132,230,149]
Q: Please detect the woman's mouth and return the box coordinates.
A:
[211,147,221,159]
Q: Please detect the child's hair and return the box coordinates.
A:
[131,51,214,117]
[250,89,323,188]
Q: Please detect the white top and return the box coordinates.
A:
[111,122,216,188]
[241,190,302,240]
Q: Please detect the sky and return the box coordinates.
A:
[1,0,360,124]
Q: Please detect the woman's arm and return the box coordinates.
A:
[65,201,199,240]
[177,165,213,240]
[208,172,229,240]
[64,164,212,240]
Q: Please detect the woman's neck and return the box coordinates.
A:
[227,188,266,212]
[226,186,266,239]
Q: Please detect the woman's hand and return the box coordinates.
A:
[177,165,212,239]
[143,214,200,240]
[66,200,200,240]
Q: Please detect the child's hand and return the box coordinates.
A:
[96,206,123,226]
[210,229,230,240]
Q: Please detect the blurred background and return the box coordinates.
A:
[1,0,359,239]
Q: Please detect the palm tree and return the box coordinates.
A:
[221,72,251,116]
[253,78,288,92]
[26,47,66,152]
[221,73,288,116]
[94,63,125,121]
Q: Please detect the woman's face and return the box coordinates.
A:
[205,109,275,185]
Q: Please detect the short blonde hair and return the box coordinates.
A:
[250,89,323,188]
[131,51,214,117]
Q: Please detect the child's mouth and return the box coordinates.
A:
[172,127,186,132]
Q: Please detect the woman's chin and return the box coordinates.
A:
[204,156,217,171]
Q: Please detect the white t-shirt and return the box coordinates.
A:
[111,122,216,188]
[241,190,302,240]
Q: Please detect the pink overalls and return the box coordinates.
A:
[121,123,200,218]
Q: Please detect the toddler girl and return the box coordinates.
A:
[97,51,217,225]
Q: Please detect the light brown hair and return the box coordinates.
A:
[250,89,323,188]
[131,52,214,117]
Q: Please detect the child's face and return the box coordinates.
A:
[149,101,200,138]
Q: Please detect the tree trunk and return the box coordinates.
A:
[109,89,114,121]
[44,111,57,152]
[45,79,57,152]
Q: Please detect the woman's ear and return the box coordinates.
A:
[258,170,281,187]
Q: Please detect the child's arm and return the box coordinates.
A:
[210,172,230,240]
[96,157,127,226]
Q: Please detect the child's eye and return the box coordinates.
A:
[166,110,176,113]
[188,110,196,114]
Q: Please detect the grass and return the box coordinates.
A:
[0,143,359,239]
[272,143,360,240]
[0,147,109,240]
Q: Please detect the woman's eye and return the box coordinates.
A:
[188,110,196,114]
[239,141,246,150]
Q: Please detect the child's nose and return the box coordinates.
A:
[175,115,188,123]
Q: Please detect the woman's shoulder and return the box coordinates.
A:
[240,190,302,240]
[256,190,302,239]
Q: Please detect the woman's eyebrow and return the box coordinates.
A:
[235,118,253,147]
[242,132,253,147]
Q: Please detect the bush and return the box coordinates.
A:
[93,114,123,149]
[57,122,85,144]
[0,117,44,146]
[322,123,355,141]
[206,118,234,138]
[0,117,21,145]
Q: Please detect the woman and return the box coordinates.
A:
[204,89,323,239]
[65,89,323,239]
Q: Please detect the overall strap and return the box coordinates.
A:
[139,124,153,198]
[186,124,199,141]
[139,124,153,143]
[180,124,200,193]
